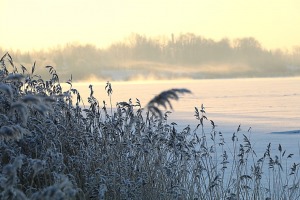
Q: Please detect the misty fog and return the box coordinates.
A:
[1,33,300,82]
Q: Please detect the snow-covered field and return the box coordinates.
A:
[71,77,300,158]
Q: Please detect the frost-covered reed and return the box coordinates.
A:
[0,53,299,200]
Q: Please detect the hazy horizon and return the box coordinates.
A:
[1,33,300,82]
[1,1,300,82]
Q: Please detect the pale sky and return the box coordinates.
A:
[1,0,300,51]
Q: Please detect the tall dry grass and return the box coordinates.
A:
[0,53,299,200]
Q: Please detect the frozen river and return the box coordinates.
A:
[66,77,300,158]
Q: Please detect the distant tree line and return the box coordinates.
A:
[1,33,300,81]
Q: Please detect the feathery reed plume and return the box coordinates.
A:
[0,83,13,99]
[0,125,30,142]
[146,88,191,118]
[4,73,24,81]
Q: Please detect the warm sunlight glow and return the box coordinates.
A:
[1,0,300,51]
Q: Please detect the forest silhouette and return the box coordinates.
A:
[1,33,300,81]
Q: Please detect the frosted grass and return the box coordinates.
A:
[1,53,299,199]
